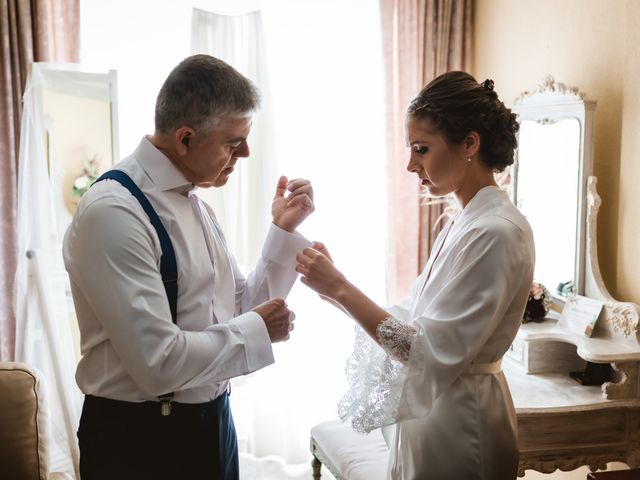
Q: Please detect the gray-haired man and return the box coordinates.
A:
[64,54,314,479]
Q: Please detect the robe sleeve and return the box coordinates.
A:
[337,278,419,432]
[338,217,530,432]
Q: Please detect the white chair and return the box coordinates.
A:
[0,361,73,480]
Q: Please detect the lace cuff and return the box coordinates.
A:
[376,316,417,363]
[337,319,414,433]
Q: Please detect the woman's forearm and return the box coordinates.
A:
[333,281,391,343]
[333,280,417,363]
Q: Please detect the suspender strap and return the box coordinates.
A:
[94,170,178,324]
[93,170,178,411]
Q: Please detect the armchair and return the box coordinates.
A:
[0,361,73,480]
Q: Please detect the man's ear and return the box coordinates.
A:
[175,127,194,155]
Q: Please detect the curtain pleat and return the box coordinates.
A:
[191,8,275,272]
[380,0,472,303]
[0,0,79,361]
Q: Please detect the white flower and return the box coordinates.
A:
[74,175,91,190]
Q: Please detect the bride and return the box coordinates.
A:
[296,71,534,480]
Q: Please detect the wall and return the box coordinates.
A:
[618,0,640,303]
[473,0,640,305]
[474,1,638,477]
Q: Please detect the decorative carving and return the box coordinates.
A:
[518,455,617,477]
[538,118,557,125]
[514,75,585,104]
[585,177,603,287]
[585,177,640,344]
[606,302,640,338]
[603,362,638,399]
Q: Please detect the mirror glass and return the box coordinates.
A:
[511,77,595,299]
[37,66,119,238]
[515,118,581,295]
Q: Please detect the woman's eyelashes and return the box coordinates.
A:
[413,145,429,155]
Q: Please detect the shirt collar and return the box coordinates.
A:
[134,136,195,195]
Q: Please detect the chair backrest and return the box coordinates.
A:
[0,361,50,480]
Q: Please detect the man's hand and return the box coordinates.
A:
[252,298,295,343]
[272,176,314,232]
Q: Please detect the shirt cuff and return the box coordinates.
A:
[263,223,312,267]
[232,311,275,372]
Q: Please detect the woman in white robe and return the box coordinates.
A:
[296,71,534,480]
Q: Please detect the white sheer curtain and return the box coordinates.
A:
[14,64,86,479]
[191,8,276,270]
[190,1,387,464]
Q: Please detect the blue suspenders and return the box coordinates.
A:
[94,170,177,414]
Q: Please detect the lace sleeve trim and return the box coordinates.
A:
[376,316,417,363]
[337,318,415,433]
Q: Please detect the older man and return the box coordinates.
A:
[63,54,313,480]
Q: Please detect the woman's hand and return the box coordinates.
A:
[296,242,347,301]
[299,242,392,341]
[307,242,347,310]
[310,241,333,263]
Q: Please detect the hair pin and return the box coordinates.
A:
[482,79,495,92]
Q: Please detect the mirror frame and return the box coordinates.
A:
[512,76,596,298]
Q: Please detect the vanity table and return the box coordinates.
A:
[506,76,640,475]
[309,77,640,478]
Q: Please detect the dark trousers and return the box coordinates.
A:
[78,393,239,480]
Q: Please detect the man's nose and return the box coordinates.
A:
[235,140,250,158]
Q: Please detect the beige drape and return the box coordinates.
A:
[380,0,472,303]
[0,0,79,361]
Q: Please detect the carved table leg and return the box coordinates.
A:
[312,455,322,479]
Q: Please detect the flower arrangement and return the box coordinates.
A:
[72,155,101,198]
[523,281,552,323]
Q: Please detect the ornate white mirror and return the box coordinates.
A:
[512,76,595,298]
[508,76,640,385]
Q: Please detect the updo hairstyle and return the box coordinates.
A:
[407,71,519,172]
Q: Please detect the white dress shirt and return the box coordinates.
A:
[63,137,310,403]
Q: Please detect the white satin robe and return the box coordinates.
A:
[340,186,534,480]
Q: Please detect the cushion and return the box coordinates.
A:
[311,419,388,480]
[0,362,49,480]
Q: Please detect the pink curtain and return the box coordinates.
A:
[0,0,79,361]
[380,0,472,303]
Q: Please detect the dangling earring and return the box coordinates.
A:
[467,157,472,163]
